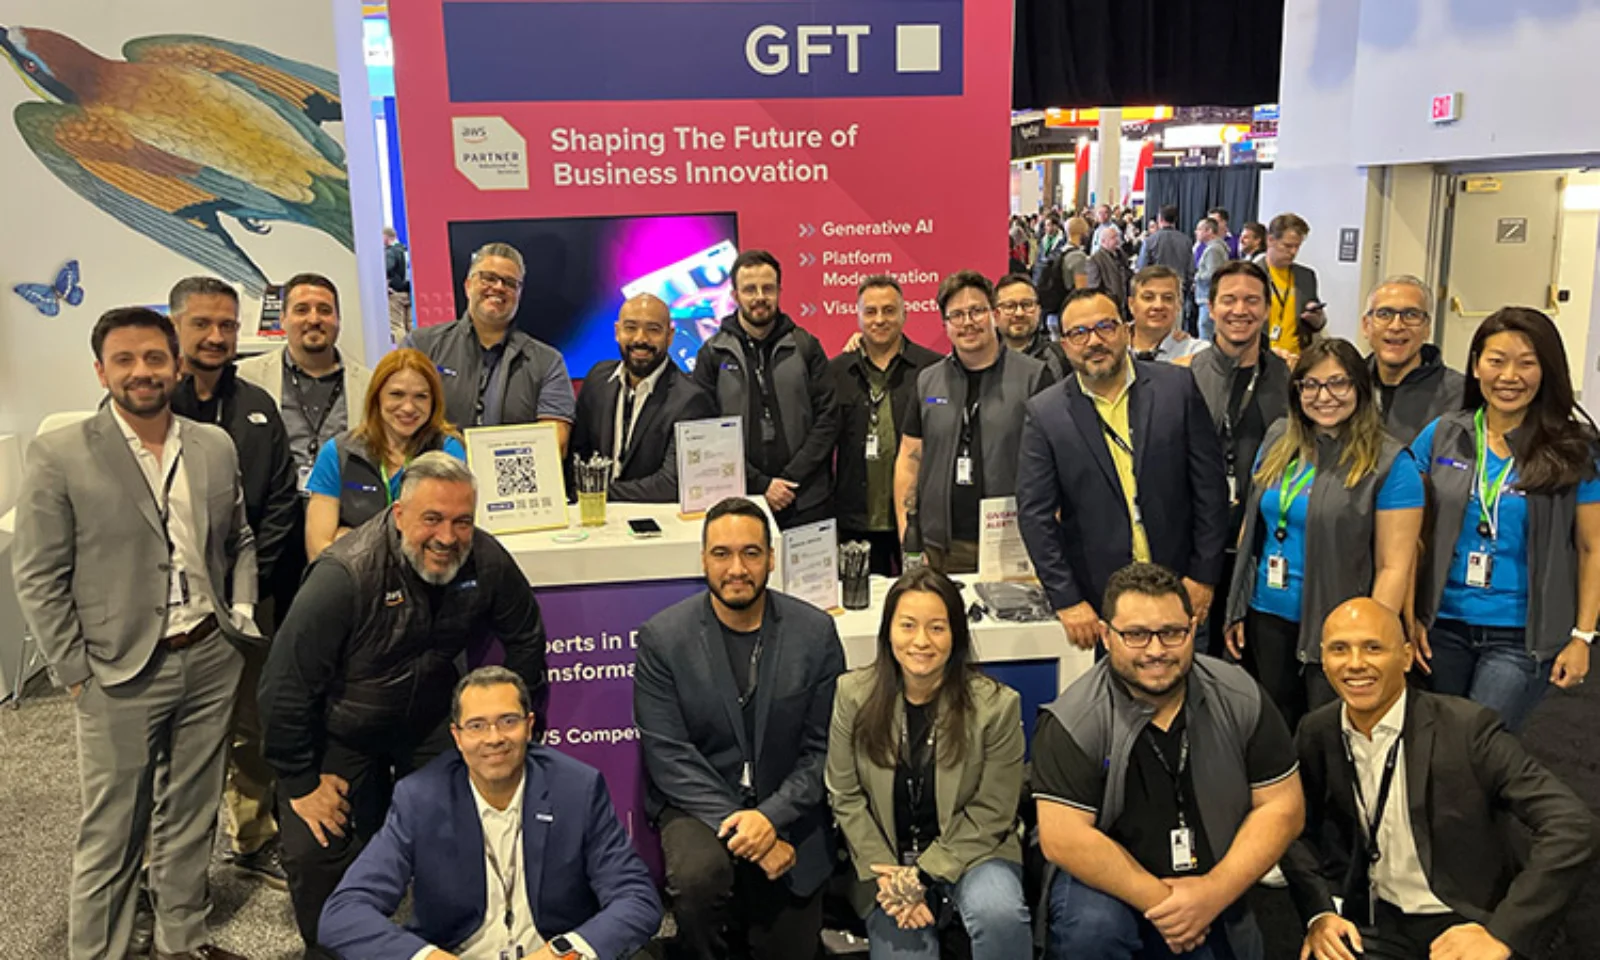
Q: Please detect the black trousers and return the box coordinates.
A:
[278,722,453,957]
[1353,901,1468,959]
[659,806,823,960]
[839,528,901,578]
[1241,609,1335,733]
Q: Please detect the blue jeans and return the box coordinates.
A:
[865,859,1030,960]
[1046,869,1260,960]
[1429,619,1549,733]
[1197,302,1215,342]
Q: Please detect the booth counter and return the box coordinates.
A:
[501,503,1086,873]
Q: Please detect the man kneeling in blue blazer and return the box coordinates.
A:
[319,666,662,960]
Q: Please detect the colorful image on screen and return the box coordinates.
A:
[448,212,739,379]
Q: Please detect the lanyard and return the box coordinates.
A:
[152,448,185,554]
[1099,414,1134,458]
[738,625,764,708]
[899,704,937,853]
[1223,363,1260,443]
[1143,725,1190,828]
[1341,732,1402,867]
[378,460,404,507]
[1473,408,1516,540]
[483,815,523,952]
[286,359,343,458]
[1275,460,1317,541]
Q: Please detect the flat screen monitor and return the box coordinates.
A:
[448,212,740,379]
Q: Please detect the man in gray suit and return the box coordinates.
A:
[13,307,259,960]
[634,497,845,960]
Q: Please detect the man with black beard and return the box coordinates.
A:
[1034,562,1303,960]
[634,497,845,960]
[694,250,839,528]
[570,293,717,502]
[168,276,300,885]
[258,452,549,958]
[1017,290,1229,651]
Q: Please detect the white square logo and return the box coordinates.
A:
[895,24,941,74]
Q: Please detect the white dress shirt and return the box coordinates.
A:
[1339,690,1451,916]
[608,360,667,480]
[112,409,219,636]
[409,776,596,960]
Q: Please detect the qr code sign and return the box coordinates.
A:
[493,453,539,497]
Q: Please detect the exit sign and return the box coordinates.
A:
[1431,92,1462,124]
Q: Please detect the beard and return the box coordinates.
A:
[401,536,473,585]
[709,575,767,611]
[1072,347,1126,385]
[1112,654,1188,699]
[738,301,776,328]
[620,342,666,379]
[184,350,228,373]
[110,379,171,417]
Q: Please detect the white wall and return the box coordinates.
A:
[1260,0,1372,342]
[1350,0,1600,167]
[0,1,382,442]
[1559,172,1600,400]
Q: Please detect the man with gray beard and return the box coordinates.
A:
[258,452,549,958]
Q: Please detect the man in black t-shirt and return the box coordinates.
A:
[1034,562,1303,960]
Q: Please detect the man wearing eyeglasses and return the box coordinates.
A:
[569,293,716,502]
[319,666,663,960]
[259,453,549,957]
[894,270,1055,574]
[170,276,301,888]
[1034,562,1303,960]
[693,249,839,528]
[405,242,577,452]
[1017,288,1229,651]
[1360,275,1464,444]
[995,272,1069,379]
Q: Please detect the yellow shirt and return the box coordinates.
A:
[1268,263,1297,353]
[1080,364,1150,562]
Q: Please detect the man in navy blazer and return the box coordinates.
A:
[319,667,661,960]
[1017,288,1230,650]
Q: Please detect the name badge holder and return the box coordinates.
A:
[1467,409,1515,590]
[1266,461,1316,591]
[865,386,886,461]
[955,398,978,487]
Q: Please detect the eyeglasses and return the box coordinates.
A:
[995,298,1041,315]
[1296,376,1355,400]
[473,271,522,291]
[1108,624,1191,648]
[455,714,529,736]
[945,306,993,327]
[1061,319,1125,346]
[1367,306,1430,327]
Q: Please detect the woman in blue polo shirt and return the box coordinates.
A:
[1411,307,1600,732]
[305,348,466,560]
[1224,338,1424,731]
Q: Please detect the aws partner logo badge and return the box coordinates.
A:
[452,116,528,192]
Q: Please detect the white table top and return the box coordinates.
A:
[499,501,722,588]
[833,575,1093,692]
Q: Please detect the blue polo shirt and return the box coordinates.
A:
[1249,450,1425,623]
[1412,418,1600,628]
[307,435,468,503]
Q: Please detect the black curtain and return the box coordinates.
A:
[1143,164,1263,235]
[1013,0,1284,109]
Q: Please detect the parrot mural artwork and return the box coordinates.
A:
[0,26,352,297]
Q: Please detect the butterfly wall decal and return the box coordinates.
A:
[13,259,84,317]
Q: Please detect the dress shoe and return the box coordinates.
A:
[224,839,288,890]
[153,946,250,960]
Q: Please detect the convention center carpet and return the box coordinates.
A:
[3,675,1598,959]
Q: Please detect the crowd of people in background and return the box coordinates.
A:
[12,217,1600,960]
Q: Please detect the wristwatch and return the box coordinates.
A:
[549,935,579,958]
[1572,629,1596,646]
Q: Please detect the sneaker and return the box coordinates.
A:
[226,841,288,890]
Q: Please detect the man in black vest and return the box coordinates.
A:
[829,275,941,575]
[1360,275,1464,444]
[895,270,1054,574]
[570,293,717,502]
[169,276,300,887]
[258,452,549,957]
[693,250,838,528]
[1286,598,1594,960]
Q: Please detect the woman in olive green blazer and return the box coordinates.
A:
[825,568,1030,959]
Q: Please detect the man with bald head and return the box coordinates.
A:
[1360,276,1464,443]
[570,294,717,501]
[1282,598,1595,960]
